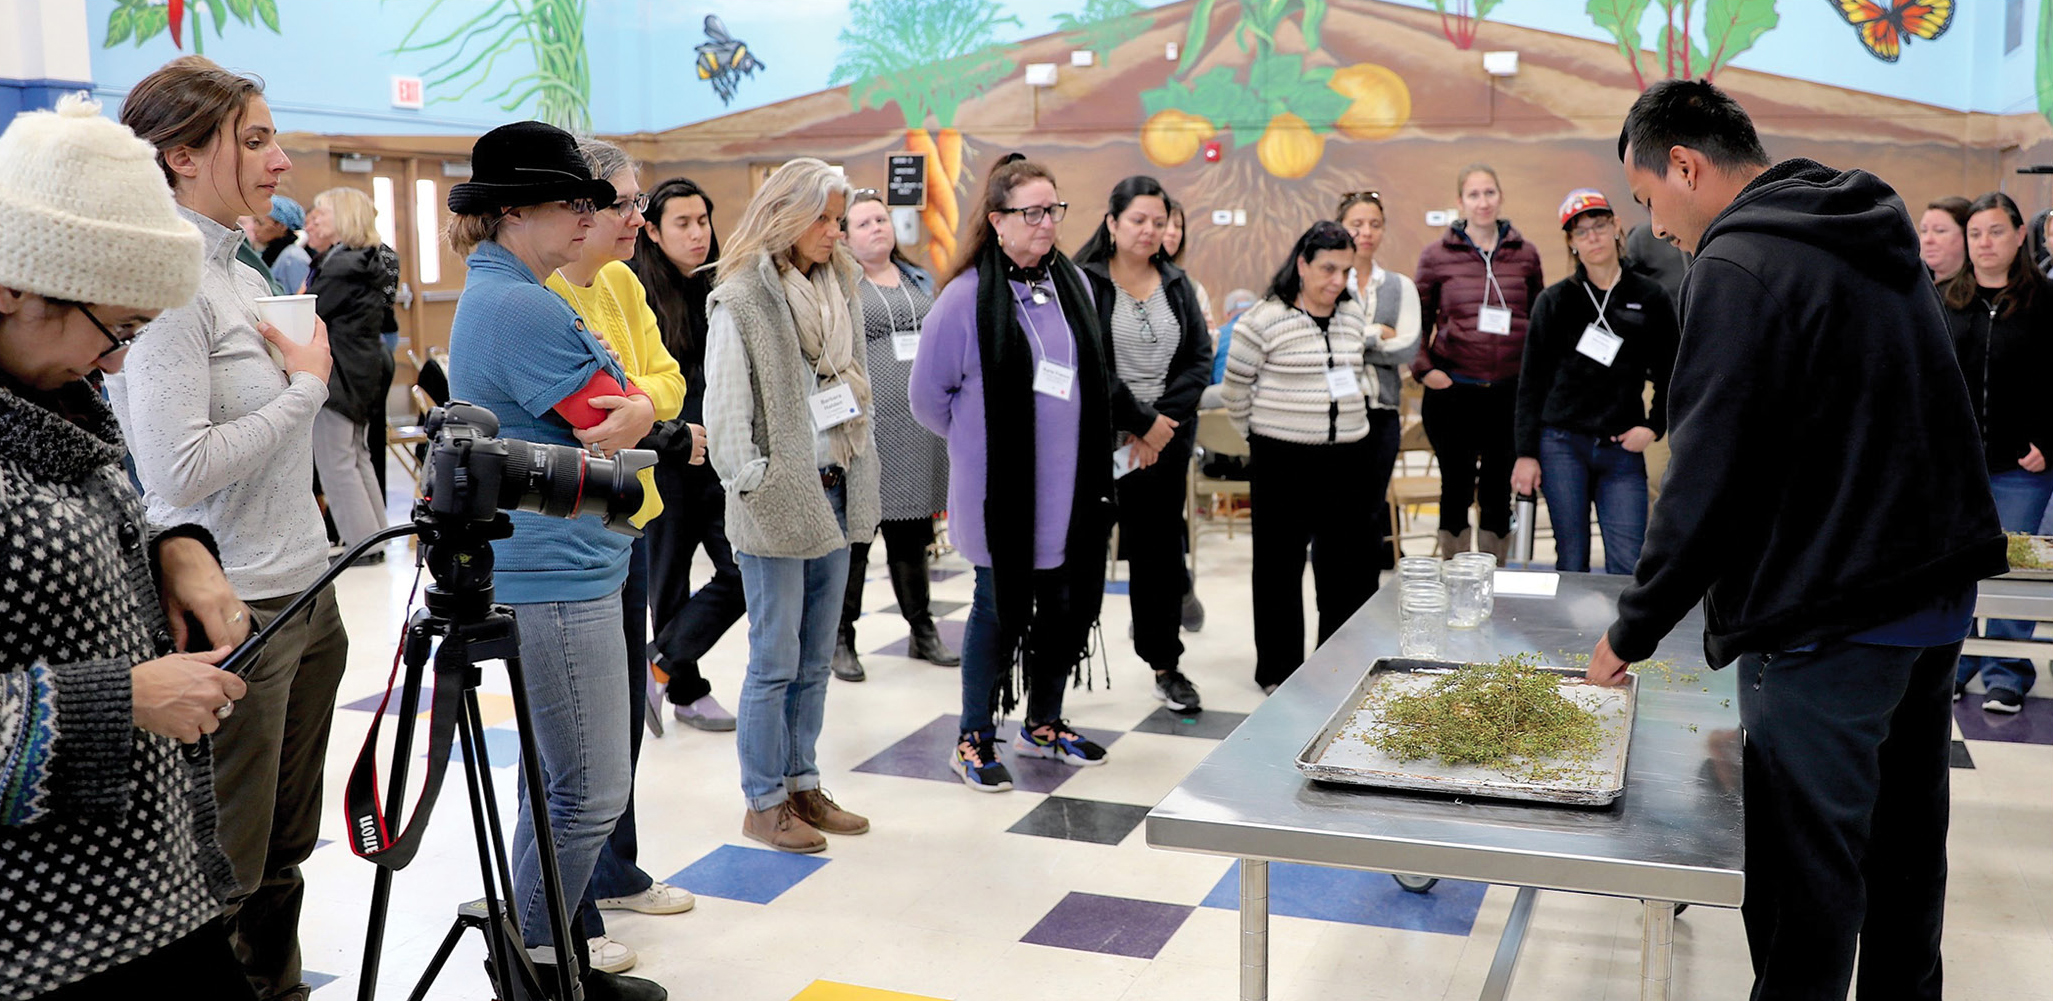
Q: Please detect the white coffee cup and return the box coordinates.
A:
[253,294,318,345]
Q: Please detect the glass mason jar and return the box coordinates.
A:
[1398,581,1451,658]
[1442,561,1491,628]
[1397,556,1443,584]
[1448,552,1496,620]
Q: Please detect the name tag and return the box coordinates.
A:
[808,382,861,430]
[1576,324,1624,367]
[892,331,920,362]
[1324,365,1361,399]
[1478,305,1513,335]
[1034,359,1075,400]
[1112,442,1139,479]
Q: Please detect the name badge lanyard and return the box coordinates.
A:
[1019,282,1078,400]
[1579,278,1618,336]
[1479,248,1509,313]
[876,282,921,360]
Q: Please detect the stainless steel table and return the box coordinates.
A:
[1145,573,1743,1001]
[1967,578,2053,658]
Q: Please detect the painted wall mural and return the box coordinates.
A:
[388,0,593,132]
[102,0,282,56]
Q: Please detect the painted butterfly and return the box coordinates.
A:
[1830,0,1954,63]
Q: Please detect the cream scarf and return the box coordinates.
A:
[781,259,871,466]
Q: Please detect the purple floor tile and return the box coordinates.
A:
[1954,696,2053,745]
[340,684,426,715]
[929,568,965,582]
[1020,891,1193,959]
[879,599,969,619]
[850,714,1122,794]
[869,620,967,659]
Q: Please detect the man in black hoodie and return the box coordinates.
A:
[1589,81,2006,1001]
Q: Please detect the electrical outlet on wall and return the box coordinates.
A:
[1233,209,1247,226]
[1165,42,1179,61]
[1211,209,1233,226]
[1426,210,1454,227]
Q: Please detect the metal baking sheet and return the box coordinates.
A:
[1999,536,2053,580]
[1295,657,1636,807]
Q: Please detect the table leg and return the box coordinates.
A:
[1478,886,1537,1001]
[1239,859,1268,1001]
[1640,900,1675,1001]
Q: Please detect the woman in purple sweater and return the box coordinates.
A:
[910,154,1117,793]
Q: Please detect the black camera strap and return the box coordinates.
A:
[343,631,468,870]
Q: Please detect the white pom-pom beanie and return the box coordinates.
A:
[0,93,202,310]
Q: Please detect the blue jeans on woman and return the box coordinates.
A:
[1537,427,1649,575]
[734,482,849,812]
[507,590,633,957]
[960,566,1076,734]
[580,537,655,938]
[1958,467,2053,695]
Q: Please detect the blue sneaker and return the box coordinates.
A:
[952,730,1014,792]
[1013,720,1108,767]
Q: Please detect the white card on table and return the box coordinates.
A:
[892,331,920,362]
[1033,359,1075,400]
[1493,570,1560,597]
[1576,324,1624,367]
[1324,365,1361,399]
[808,382,861,431]
[1478,305,1513,334]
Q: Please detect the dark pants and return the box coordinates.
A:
[647,459,746,706]
[1421,380,1518,535]
[218,586,349,999]
[1735,639,1956,1001]
[1249,434,1375,689]
[960,566,1079,733]
[39,919,257,1001]
[1115,438,1192,672]
[583,536,656,936]
[840,516,942,644]
[1536,426,1649,575]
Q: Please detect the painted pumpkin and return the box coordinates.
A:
[1329,63,1412,141]
[1257,112,1323,179]
[1140,109,1216,167]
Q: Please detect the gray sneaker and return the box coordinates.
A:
[674,694,736,731]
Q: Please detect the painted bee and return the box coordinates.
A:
[695,15,766,106]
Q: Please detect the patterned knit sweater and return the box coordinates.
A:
[0,380,236,998]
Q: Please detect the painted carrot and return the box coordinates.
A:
[905,128,952,266]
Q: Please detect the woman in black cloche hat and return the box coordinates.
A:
[443,120,668,1001]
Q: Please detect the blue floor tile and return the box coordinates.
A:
[1104,580,1130,595]
[1200,861,1488,936]
[306,970,339,992]
[667,844,829,905]
[441,725,522,767]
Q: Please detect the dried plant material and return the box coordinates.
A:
[2008,532,2050,570]
[1364,654,1610,782]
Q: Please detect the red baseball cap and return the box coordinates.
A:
[1558,188,1613,230]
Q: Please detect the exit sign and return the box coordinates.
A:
[391,76,424,110]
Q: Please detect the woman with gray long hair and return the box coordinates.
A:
[705,157,879,853]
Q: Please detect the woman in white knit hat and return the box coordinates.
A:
[104,55,344,1001]
[0,94,258,1000]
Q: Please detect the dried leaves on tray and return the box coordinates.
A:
[2007,533,2050,571]
[1365,654,1610,783]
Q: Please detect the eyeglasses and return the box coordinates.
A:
[1571,217,1616,239]
[559,198,599,215]
[1340,190,1383,204]
[1131,300,1157,344]
[998,202,1067,226]
[78,305,144,360]
[604,192,651,216]
[852,188,880,199]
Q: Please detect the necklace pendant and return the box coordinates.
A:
[1031,285,1050,305]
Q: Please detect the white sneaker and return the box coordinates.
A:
[596,881,696,915]
[586,935,637,973]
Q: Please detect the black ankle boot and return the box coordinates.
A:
[888,553,959,666]
[834,542,869,681]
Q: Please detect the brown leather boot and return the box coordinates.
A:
[1436,528,1473,559]
[1477,530,1511,564]
[789,788,870,835]
[743,801,826,854]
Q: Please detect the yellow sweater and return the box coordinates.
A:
[547,260,687,525]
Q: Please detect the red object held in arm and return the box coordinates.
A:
[553,370,648,428]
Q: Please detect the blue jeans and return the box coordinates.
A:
[960,566,1075,734]
[1958,468,2053,695]
[734,482,849,811]
[508,590,633,956]
[581,537,654,937]
[1536,427,1649,575]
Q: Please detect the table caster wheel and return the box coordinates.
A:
[1393,874,1438,893]
[1674,903,1689,916]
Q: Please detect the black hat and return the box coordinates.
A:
[447,121,617,215]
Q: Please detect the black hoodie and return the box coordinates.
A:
[1606,159,2006,668]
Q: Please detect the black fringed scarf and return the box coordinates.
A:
[975,242,1116,714]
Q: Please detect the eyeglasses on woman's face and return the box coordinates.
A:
[78,305,145,360]
[605,192,651,216]
[997,202,1067,226]
[558,198,600,216]
[1571,216,1616,240]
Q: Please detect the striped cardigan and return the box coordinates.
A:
[1220,296,1379,445]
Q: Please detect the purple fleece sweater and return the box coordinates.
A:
[909,269,1080,569]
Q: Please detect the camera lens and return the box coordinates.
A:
[497,441,657,533]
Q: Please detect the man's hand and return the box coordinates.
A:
[1586,633,1632,687]
[1511,457,1542,495]
[1615,426,1657,454]
[1421,369,1453,390]
[133,647,246,743]
[158,536,249,651]
[575,395,657,456]
[687,422,708,466]
[2023,444,2046,473]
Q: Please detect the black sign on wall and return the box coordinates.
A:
[887,152,926,209]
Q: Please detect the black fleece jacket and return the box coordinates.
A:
[1946,279,2053,475]
[1605,159,2006,668]
[1080,258,1214,443]
[1515,267,1678,457]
